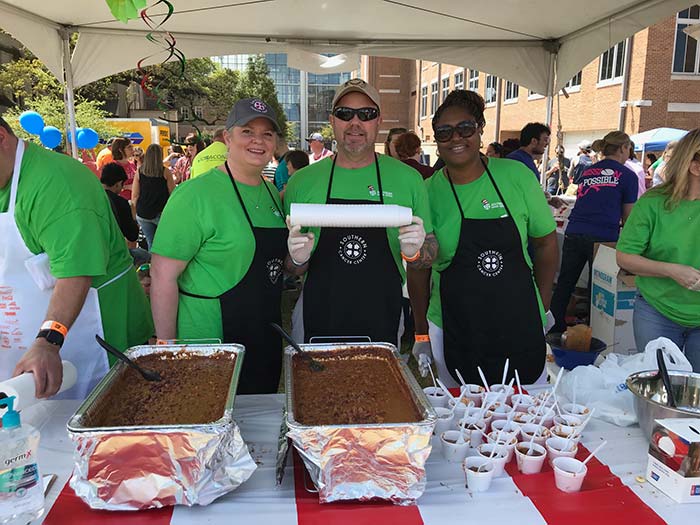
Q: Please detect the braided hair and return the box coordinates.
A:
[432,89,486,130]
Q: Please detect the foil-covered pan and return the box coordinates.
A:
[284,342,436,505]
[67,343,256,510]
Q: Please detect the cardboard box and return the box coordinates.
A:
[590,244,637,356]
[646,418,700,503]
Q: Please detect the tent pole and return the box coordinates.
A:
[542,51,556,188]
[61,28,79,160]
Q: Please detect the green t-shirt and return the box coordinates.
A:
[650,157,663,171]
[283,155,433,281]
[190,141,228,179]
[425,158,556,328]
[151,168,285,340]
[0,142,153,356]
[616,191,700,327]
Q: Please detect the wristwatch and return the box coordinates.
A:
[36,320,67,348]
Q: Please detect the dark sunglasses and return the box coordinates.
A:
[332,106,380,122]
[434,120,479,143]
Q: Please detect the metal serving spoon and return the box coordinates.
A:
[270,323,324,372]
[95,335,162,381]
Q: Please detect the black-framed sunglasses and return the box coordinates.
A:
[434,120,479,143]
[332,106,380,122]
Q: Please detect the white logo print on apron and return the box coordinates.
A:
[0,141,112,399]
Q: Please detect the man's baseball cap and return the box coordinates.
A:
[225,97,281,133]
[591,131,630,152]
[577,139,592,151]
[331,78,381,109]
[306,132,324,142]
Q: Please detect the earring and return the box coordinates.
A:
[480,141,484,148]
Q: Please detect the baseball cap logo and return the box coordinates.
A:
[345,78,368,88]
[251,100,268,112]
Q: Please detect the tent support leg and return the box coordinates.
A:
[61,29,78,160]
[542,51,556,188]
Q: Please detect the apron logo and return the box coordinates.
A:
[477,250,504,277]
[482,199,489,210]
[266,258,283,284]
[482,199,504,211]
[270,206,282,217]
[338,234,368,265]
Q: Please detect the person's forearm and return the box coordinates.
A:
[150,264,180,340]
[616,251,673,278]
[532,234,558,311]
[45,277,92,330]
[407,233,438,270]
[284,254,309,276]
[407,266,431,335]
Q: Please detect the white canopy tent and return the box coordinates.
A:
[0,0,693,157]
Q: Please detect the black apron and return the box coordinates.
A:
[440,157,545,385]
[302,154,403,345]
[180,163,287,394]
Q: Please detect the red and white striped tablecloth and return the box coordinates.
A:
[28,391,691,525]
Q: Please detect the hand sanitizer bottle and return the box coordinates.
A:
[0,396,44,524]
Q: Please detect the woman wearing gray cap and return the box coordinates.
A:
[150,98,288,394]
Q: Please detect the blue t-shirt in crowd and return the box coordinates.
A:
[566,158,638,241]
[506,149,539,179]
[274,159,289,192]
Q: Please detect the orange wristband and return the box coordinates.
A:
[415,334,430,343]
[401,249,421,263]
[40,320,68,338]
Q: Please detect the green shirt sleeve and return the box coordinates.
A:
[39,209,112,278]
[616,196,651,255]
[520,170,556,238]
[151,186,206,262]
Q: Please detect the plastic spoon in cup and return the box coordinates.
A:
[436,378,457,405]
[428,365,439,391]
[455,368,468,389]
[480,425,508,472]
[572,376,578,410]
[579,440,607,472]
[515,369,523,395]
[477,366,491,392]
[526,426,539,456]
[501,358,510,387]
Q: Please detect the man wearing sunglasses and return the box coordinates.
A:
[283,79,437,346]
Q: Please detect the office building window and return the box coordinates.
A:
[468,69,479,91]
[441,77,450,101]
[504,81,519,102]
[430,81,439,114]
[598,41,626,82]
[485,75,497,104]
[674,7,700,74]
[454,71,464,90]
[565,71,583,88]
[193,106,204,119]
[180,106,191,120]
[420,85,428,118]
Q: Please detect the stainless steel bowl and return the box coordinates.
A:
[626,369,700,441]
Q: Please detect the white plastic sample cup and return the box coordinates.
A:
[460,384,485,407]
[457,417,486,447]
[511,394,535,412]
[553,414,583,428]
[562,403,590,417]
[552,457,587,492]
[491,419,521,437]
[434,406,455,435]
[551,424,582,443]
[489,384,515,404]
[423,386,448,408]
[448,397,469,420]
[546,437,579,467]
[515,442,547,474]
[512,412,535,426]
[490,403,513,422]
[519,424,552,447]
[464,456,495,492]
[441,430,471,463]
[486,432,517,462]
[528,405,555,428]
[477,443,509,477]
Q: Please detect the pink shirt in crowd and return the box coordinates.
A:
[625,159,647,199]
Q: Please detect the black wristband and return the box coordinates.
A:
[37,328,65,348]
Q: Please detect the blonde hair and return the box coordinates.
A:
[651,129,700,209]
[140,144,165,178]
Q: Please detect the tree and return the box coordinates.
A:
[319,123,334,142]
[237,55,288,136]
[4,96,120,145]
[201,67,242,125]
[0,58,62,109]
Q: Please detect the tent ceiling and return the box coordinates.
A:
[0,0,694,94]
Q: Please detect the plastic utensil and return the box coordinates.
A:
[270,323,324,371]
[95,335,162,381]
[477,366,491,392]
[515,369,523,395]
[501,358,509,387]
[579,440,607,471]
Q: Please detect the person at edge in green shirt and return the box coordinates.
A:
[408,90,559,389]
[0,116,153,399]
[284,78,437,347]
[150,98,288,394]
[189,128,228,179]
[617,128,700,371]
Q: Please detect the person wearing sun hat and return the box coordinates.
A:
[150,98,288,394]
[549,130,638,334]
[283,78,436,347]
[307,132,333,164]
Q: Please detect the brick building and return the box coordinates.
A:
[363,8,700,162]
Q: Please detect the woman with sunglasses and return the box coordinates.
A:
[409,90,558,387]
[150,98,288,394]
[284,79,435,346]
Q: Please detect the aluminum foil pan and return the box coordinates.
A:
[67,343,256,510]
[285,343,436,504]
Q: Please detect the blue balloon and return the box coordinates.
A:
[18,111,45,135]
[40,126,62,149]
[76,128,99,149]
